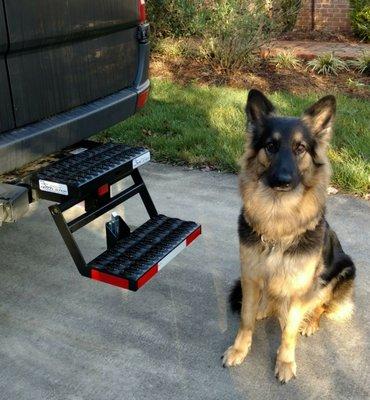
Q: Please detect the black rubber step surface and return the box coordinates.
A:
[89,214,201,291]
[34,142,149,199]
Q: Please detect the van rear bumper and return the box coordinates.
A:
[0,80,149,175]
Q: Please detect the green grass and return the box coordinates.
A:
[100,78,370,196]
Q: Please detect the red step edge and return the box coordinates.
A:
[90,270,130,290]
[90,225,201,291]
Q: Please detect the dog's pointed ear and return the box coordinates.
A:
[302,95,336,142]
[246,89,275,127]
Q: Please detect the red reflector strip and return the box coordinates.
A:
[91,270,129,289]
[137,264,158,289]
[186,226,202,246]
[97,183,110,197]
[136,88,150,109]
[138,0,146,22]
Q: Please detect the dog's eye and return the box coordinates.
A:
[265,142,278,153]
[296,144,306,155]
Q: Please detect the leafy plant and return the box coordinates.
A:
[270,51,301,69]
[347,78,366,89]
[153,37,185,57]
[348,51,370,75]
[146,0,206,38]
[349,0,370,41]
[273,0,302,31]
[148,1,302,71]
[306,53,348,75]
[198,0,292,71]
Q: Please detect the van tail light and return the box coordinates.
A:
[138,0,146,23]
[137,88,150,109]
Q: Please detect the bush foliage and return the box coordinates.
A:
[350,0,370,41]
[348,51,370,74]
[147,0,301,70]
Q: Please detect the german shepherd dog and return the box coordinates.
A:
[222,90,355,383]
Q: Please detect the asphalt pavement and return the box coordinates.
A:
[0,163,368,400]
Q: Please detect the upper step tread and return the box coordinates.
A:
[88,214,201,291]
[36,142,149,189]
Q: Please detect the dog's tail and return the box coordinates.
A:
[229,279,242,313]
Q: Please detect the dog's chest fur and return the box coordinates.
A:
[241,244,321,298]
[238,212,324,298]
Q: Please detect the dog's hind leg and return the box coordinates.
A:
[325,279,355,322]
[321,228,356,322]
[222,277,261,367]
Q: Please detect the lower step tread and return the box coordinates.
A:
[88,215,201,291]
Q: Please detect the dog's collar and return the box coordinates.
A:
[243,209,324,252]
[241,210,278,250]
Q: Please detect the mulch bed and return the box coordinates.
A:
[151,55,370,99]
[279,30,361,44]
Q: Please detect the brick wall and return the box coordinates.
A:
[295,0,352,32]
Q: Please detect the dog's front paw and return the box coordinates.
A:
[275,359,297,383]
[222,345,249,368]
[300,319,320,336]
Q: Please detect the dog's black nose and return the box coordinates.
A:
[266,160,299,192]
[273,173,293,190]
[277,173,292,186]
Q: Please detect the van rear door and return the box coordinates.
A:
[0,4,14,133]
[3,0,140,127]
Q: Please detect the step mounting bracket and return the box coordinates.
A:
[49,168,158,277]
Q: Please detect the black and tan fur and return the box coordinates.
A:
[222,90,355,383]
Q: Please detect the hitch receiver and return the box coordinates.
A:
[0,183,29,225]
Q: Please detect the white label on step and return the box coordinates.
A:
[69,147,87,155]
[39,180,69,196]
[158,240,186,271]
[132,152,150,169]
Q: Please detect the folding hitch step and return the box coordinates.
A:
[33,142,150,202]
[32,141,201,291]
[90,215,201,291]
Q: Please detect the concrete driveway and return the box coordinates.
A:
[0,163,369,400]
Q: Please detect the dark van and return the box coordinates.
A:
[0,1,201,292]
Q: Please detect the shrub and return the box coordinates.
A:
[147,1,302,71]
[349,0,370,41]
[348,51,370,74]
[146,0,209,38]
[198,1,268,70]
[276,0,302,31]
[270,51,301,69]
[153,37,185,57]
[306,53,348,75]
